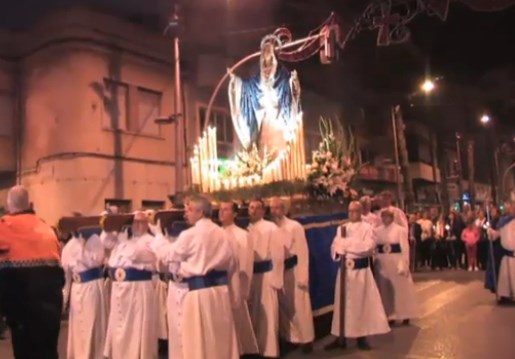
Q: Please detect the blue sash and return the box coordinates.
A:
[376,243,401,254]
[285,255,298,270]
[108,267,153,282]
[253,259,273,274]
[344,257,371,270]
[185,270,228,291]
[73,267,104,283]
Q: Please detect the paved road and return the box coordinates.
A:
[1,271,514,359]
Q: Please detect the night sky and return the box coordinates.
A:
[2,0,514,130]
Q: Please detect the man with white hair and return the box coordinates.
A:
[487,191,515,304]
[101,211,158,359]
[150,195,239,359]
[62,226,108,359]
[379,191,408,230]
[325,201,390,351]
[373,209,419,325]
[360,196,381,227]
[0,185,64,359]
[269,197,314,354]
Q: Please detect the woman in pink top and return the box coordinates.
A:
[461,220,480,271]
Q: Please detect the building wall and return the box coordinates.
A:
[7,8,182,223]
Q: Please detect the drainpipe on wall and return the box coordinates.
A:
[14,64,23,185]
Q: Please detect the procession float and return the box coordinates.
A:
[58,0,515,316]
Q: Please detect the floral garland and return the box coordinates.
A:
[221,144,273,179]
[307,117,359,201]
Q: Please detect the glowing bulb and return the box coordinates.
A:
[421,80,435,93]
[480,114,490,124]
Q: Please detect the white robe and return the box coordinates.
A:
[276,217,314,344]
[373,223,419,320]
[152,218,239,359]
[330,221,390,338]
[62,234,108,359]
[223,224,259,355]
[247,219,285,358]
[489,220,515,298]
[102,231,158,359]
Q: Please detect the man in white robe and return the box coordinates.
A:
[269,197,314,354]
[325,201,390,351]
[101,211,158,359]
[150,195,239,359]
[487,193,515,302]
[62,228,108,359]
[219,202,259,356]
[360,196,381,228]
[247,199,285,358]
[374,210,419,325]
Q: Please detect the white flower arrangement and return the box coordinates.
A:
[307,117,359,199]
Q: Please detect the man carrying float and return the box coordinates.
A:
[373,209,419,325]
[325,201,390,351]
[150,195,239,359]
[270,197,315,354]
[62,226,108,359]
[101,211,158,359]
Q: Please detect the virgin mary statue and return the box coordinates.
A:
[228,35,301,161]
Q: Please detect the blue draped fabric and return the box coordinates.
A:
[239,65,295,147]
[484,216,515,292]
[296,213,347,311]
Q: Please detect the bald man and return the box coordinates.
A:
[101,211,158,359]
[0,185,64,359]
[270,197,314,353]
[325,201,390,351]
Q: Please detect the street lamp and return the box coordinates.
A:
[480,114,491,125]
[420,79,435,94]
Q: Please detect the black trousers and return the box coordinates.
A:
[1,266,64,359]
[477,239,489,270]
[431,240,448,269]
[446,240,460,268]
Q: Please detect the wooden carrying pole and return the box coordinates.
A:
[339,224,347,340]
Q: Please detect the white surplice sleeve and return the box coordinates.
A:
[270,226,285,290]
[151,231,190,265]
[292,221,310,288]
[331,226,344,260]
[343,225,375,256]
